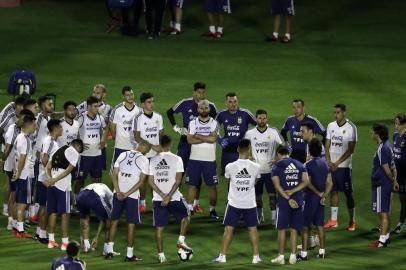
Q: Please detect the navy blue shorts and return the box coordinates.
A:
[372,185,392,213]
[153,199,189,227]
[271,0,295,16]
[47,186,71,214]
[303,194,324,227]
[35,181,48,207]
[255,173,276,195]
[111,194,140,224]
[276,200,303,231]
[5,171,17,192]
[332,168,353,192]
[186,160,218,187]
[223,204,258,227]
[16,178,32,204]
[396,166,406,194]
[169,0,184,8]
[221,150,238,176]
[77,189,109,221]
[204,0,231,14]
[176,139,191,171]
[78,155,103,180]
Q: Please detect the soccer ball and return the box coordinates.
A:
[177,248,193,261]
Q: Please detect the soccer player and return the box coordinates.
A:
[281,99,325,163]
[213,139,262,264]
[34,119,62,243]
[266,0,295,43]
[58,101,80,147]
[166,0,184,34]
[271,146,309,265]
[76,96,107,185]
[110,86,141,166]
[186,100,220,219]
[2,109,34,232]
[216,92,256,176]
[45,139,84,250]
[11,114,37,238]
[105,142,151,262]
[133,92,164,212]
[244,109,284,224]
[166,82,217,213]
[148,135,192,263]
[76,183,113,254]
[23,98,40,117]
[203,0,231,38]
[299,138,332,260]
[324,104,358,231]
[50,241,86,270]
[369,123,398,248]
[300,122,326,160]
[392,113,406,234]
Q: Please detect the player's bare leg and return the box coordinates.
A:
[273,15,281,34]
[180,216,190,236]
[317,226,325,249]
[269,193,277,225]
[125,223,141,261]
[155,227,164,253]
[256,194,264,223]
[301,227,309,253]
[277,229,286,254]
[80,216,90,250]
[248,227,260,256]
[60,213,70,250]
[206,12,216,35]
[208,186,219,219]
[345,191,356,230]
[3,181,10,215]
[139,183,146,213]
[290,228,298,254]
[7,191,16,230]
[108,219,119,244]
[47,213,58,247]
[187,185,197,212]
[38,206,48,237]
[220,226,234,255]
[16,203,29,236]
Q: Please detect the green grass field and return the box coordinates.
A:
[1,0,406,269]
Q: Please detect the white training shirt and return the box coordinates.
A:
[38,135,59,182]
[14,132,33,180]
[188,117,218,162]
[244,126,284,174]
[33,113,50,156]
[133,112,164,158]
[51,146,80,191]
[114,150,149,199]
[58,118,79,146]
[148,152,184,201]
[77,112,106,156]
[110,103,141,150]
[4,124,20,172]
[225,159,261,209]
[326,120,358,168]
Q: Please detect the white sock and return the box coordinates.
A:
[209,25,215,33]
[273,32,279,37]
[217,27,223,33]
[3,203,8,213]
[253,254,260,260]
[219,253,226,259]
[84,239,90,248]
[108,242,114,253]
[40,229,47,238]
[159,252,165,258]
[36,226,41,235]
[175,23,181,31]
[309,235,316,247]
[188,204,193,211]
[34,203,40,214]
[271,210,276,220]
[62,237,69,244]
[277,254,284,259]
[140,200,146,206]
[209,205,216,212]
[17,221,24,232]
[193,200,200,207]
[49,233,55,241]
[127,247,134,258]
[178,235,185,244]
[379,235,386,243]
[301,251,308,257]
[13,219,17,229]
[331,207,338,221]
[385,233,390,240]
[8,216,13,225]
[29,205,36,217]
[285,33,291,39]
[397,222,403,228]
[169,21,175,28]
[319,248,325,255]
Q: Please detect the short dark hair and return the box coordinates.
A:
[23,98,37,108]
[47,119,61,133]
[238,139,251,152]
[71,139,84,153]
[22,114,36,126]
[193,82,206,91]
[308,138,322,157]
[37,95,53,108]
[256,109,267,117]
[159,134,172,148]
[373,123,389,142]
[19,109,34,118]
[122,86,132,95]
[140,92,154,103]
[63,101,77,110]
[334,103,347,112]
[300,122,314,132]
[86,96,99,106]
[293,99,305,106]
[14,96,27,106]
[395,113,406,125]
[225,92,237,99]
[66,241,80,257]
[277,146,290,156]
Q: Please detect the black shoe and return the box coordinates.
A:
[209,210,219,220]
[316,253,326,259]
[32,234,40,241]
[297,254,308,261]
[39,237,49,244]
[105,253,114,260]
[391,225,402,234]
[124,255,142,262]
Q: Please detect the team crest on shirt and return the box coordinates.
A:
[188,109,192,113]
[155,120,159,125]
[343,130,346,134]
[237,117,242,124]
